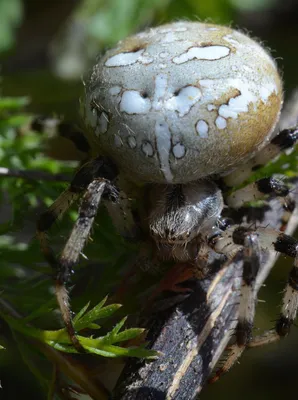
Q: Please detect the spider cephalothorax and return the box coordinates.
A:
[147,181,224,261]
[37,21,298,381]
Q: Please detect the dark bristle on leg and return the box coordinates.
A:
[36,157,118,351]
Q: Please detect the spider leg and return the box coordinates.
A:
[37,156,118,350]
[211,226,298,265]
[209,225,298,379]
[225,177,290,209]
[56,178,115,351]
[31,116,90,155]
[209,230,261,381]
[223,126,298,187]
[249,243,298,347]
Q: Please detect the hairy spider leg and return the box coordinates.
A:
[37,156,118,351]
[225,177,290,209]
[209,231,261,382]
[31,116,91,155]
[223,127,298,187]
[56,179,111,351]
[209,226,298,380]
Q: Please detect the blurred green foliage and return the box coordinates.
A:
[0,0,23,53]
[51,0,237,79]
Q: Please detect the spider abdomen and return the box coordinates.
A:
[83,21,283,184]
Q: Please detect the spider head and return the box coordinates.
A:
[148,181,223,249]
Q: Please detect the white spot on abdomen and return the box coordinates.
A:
[217,79,278,120]
[172,143,186,159]
[166,86,202,117]
[85,103,97,129]
[114,135,123,147]
[196,120,209,138]
[173,46,231,64]
[142,141,154,157]
[155,120,173,182]
[259,83,278,102]
[105,49,153,67]
[215,116,227,129]
[223,34,239,47]
[127,136,137,148]
[95,112,108,136]
[153,74,168,111]
[109,86,121,95]
[207,104,216,111]
[120,90,151,114]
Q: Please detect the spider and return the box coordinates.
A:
[36,21,298,379]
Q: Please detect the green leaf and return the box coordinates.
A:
[72,301,90,324]
[86,344,159,359]
[74,301,122,332]
[86,322,101,330]
[103,317,127,343]
[112,328,146,343]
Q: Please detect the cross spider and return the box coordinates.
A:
[36,21,298,379]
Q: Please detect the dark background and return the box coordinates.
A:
[1,0,298,399]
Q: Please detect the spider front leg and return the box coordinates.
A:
[209,226,298,380]
[37,156,118,351]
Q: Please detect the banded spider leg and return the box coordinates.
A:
[208,126,298,380]
[36,156,120,350]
